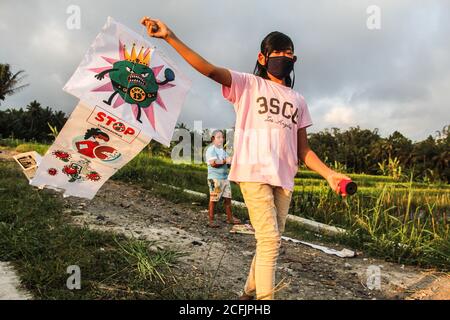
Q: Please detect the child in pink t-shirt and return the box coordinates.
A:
[141,17,351,300]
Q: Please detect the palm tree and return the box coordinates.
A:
[25,100,42,136]
[175,122,188,130]
[51,110,68,127]
[0,64,28,105]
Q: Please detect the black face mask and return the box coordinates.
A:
[265,56,296,80]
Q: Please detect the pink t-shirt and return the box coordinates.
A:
[222,70,313,191]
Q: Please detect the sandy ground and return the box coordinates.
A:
[1,148,449,300]
[0,262,32,300]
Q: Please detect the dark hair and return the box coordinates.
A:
[253,31,295,88]
[84,128,109,140]
[211,129,223,142]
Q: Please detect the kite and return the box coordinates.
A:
[30,101,150,199]
[30,17,191,199]
[63,16,191,146]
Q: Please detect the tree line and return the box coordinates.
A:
[0,101,447,183]
[307,125,449,183]
[0,100,67,142]
[162,123,449,184]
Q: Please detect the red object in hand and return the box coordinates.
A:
[338,179,357,196]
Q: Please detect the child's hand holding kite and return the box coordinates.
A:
[140,17,172,40]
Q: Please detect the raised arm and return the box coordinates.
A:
[140,17,231,87]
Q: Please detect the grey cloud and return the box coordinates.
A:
[0,0,449,141]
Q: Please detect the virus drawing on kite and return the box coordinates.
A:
[53,150,71,162]
[90,41,176,128]
[61,159,101,183]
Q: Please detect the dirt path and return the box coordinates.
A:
[0,262,32,300]
[2,148,449,300]
[63,179,449,300]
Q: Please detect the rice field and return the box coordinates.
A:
[115,154,450,269]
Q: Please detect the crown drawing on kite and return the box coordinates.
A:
[123,43,152,65]
[89,41,176,129]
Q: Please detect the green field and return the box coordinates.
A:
[3,140,449,270]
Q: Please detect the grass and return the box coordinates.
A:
[0,160,230,299]
[113,153,449,270]
[115,238,184,284]
[290,177,449,269]
[0,138,50,155]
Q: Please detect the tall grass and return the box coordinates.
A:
[115,238,184,283]
[291,179,449,269]
[116,153,449,269]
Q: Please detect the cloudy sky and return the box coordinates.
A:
[1,0,449,142]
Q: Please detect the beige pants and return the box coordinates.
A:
[239,182,293,300]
